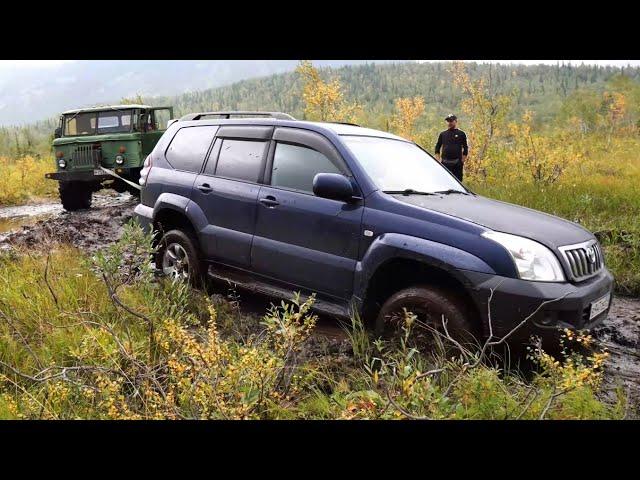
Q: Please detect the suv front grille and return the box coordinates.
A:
[559,240,604,281]
[71,144,101,167]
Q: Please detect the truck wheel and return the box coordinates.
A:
[59,182,93,211]
[155,229,203,286]
[375,285,479,350]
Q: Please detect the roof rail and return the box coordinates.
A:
[180,111,296,121]
[328,121,361,127]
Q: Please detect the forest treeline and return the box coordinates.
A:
[1,61,639,157]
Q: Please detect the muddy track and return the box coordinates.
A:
[1,192,639,415]
[0,192,137,252]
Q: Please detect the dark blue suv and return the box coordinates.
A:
[134,111,613,347]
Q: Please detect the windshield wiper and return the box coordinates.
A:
[433,189,470,195]
[383,189,437,196]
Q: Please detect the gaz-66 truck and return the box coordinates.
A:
[46,104,174,210]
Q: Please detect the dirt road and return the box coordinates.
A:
[1,191,639,414]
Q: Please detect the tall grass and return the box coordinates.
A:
[0,226,626,419]
[469,135,640,295]
[0,156,57,206]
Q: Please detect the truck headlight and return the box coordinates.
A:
[115,155,124,165]
[58,158,66,168]
[482,231,565,282]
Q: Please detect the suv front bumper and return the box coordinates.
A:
[462,268,614,346]
[133,203,154,233]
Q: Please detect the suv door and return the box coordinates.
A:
[251,127,364,300]
[192,125,272,267]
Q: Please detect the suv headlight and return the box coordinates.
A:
[482,231,565,282]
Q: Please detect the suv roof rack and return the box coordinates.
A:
[180,111,296,121]
[328,121,361,127]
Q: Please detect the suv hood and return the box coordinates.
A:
[391,193,594,249]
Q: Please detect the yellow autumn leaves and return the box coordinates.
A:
[0,155,56,206]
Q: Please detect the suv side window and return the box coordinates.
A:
[214,139,268,183]
[165,126,217,172]
[271,143,341,193]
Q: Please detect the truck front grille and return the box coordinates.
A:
[559,240,604,281]
[71,144,101,167]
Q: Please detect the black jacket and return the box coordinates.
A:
[435,128,468,160]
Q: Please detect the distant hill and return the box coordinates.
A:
[149,61,640,126]
[0,60,394,126]
[2,61,639,156]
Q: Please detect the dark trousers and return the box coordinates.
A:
[442,158,463,182]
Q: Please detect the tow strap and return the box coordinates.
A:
[98,166,142,191]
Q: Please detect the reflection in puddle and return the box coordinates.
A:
[0,202,63,234]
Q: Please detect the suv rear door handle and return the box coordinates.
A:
[197,183,213,193]
[259,195,279,208]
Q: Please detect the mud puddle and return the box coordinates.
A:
[593,297,640,416]
[0,202,64,234]
[0,191,137,251]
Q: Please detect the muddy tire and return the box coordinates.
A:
[375,285,479,350]
[155,229,203,286]
[59,182,93,211]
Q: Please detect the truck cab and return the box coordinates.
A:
[47,104,173,211]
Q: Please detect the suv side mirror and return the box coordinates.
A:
[313,173,356,202]
[54,127,62,138]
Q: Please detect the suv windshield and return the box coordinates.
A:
[342,135,466,194]
[63,109,133,136]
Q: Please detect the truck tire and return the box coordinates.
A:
[155,229,204,287]
[375,285,479,350]
[59,182,93,211]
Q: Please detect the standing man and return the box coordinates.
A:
[434,114,468,182]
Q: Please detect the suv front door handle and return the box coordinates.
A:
[197,183,213,193]
[259,195,279,208]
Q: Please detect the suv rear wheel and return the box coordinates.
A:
[375,285,479,350]
[59,181,93,211]
[155,229,203,286]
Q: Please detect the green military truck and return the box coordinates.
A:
[46,104,174,210]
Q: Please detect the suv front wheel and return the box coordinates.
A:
[375,285,479,349]
[155,229,203,286]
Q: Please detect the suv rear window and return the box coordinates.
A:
[214,139,267,183]
[271,142,341,193]
[166,126,217,172]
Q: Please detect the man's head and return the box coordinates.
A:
[445,114,457,129]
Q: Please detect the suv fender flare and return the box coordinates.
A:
[353,233,496,308]
[153,193,208,234]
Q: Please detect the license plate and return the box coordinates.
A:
[94,169,107,176]
[589,293,610,321]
